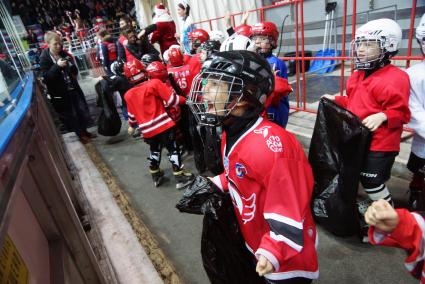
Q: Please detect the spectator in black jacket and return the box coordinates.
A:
[117,28,159,62]
[40,31,96,143]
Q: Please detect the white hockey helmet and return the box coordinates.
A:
[209,30,225,43]
[351,18,402,69]
[220,34,254,52]
[416,14,425,53]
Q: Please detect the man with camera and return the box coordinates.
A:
[40,31,96,143]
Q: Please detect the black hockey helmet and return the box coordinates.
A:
[111,60,125,75]
[141,53,161,66]
[187,50,275,126]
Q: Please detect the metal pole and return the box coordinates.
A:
[339,0,348,96]
[294,0,300,108]
[300,0,307,110]
[406,0,417,69]
[351,0,357,73]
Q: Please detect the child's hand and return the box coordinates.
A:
[256,255,275,276]
[321,94,335,101]
[241,10,250,25]
[365,199,399,233]
[362,112,387,132]
[128,126,135,135]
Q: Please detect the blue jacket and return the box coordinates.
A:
[266,55,289,128]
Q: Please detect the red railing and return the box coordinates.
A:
[193,0,423,115]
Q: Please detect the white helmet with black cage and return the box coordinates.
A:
[416,14,425,54]
[350,18,402,70]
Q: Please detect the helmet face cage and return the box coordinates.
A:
[187,71,244,126]
[350,37,385,70]
[251,35,274,54]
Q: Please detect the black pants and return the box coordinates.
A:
[179,104,193,151]
[407,152,425,178]
[359,151,398,187]
[144,128,180,170]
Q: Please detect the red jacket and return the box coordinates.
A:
[264,76,292,109]
[211,117,319,281]
[334,64,410,152]
[150,21,178,55]
[124,79,186,138]
[369,209,425,283]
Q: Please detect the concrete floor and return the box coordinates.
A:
[90,127,417,284]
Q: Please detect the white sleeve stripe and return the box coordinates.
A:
[270,231,303,252]
[255,248,280,272]
[211,176,224,192]
[264,213,303,229]
[404,212,425,271]
[371,230,387,244]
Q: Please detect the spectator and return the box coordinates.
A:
[96,29,117,75]
[176,1,194,55]
[40,31,96,143]
[119,28,158,63]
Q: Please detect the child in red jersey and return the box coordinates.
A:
[123,59,194,189]
[365,199,425,283]
[323,19,411,241]
[187,50,318,283]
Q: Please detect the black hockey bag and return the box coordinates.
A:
[308,98,371,237]
[176,176,265,284]
[95,78,122,136]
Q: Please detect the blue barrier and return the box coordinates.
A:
[0,72,33,155]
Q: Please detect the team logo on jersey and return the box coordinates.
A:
[235,163,247,178]
[254,126,271,138]
[266,136,283,152]
[224,156,229,175]
[229,182,256,224]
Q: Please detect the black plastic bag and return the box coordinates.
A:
[308,98,371,237]
[176,176,265,284]
[95,78,122,136]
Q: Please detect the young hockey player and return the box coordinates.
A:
[323,19,411,241]
[96,29,117,76]
[250,22,290,128]
[165,46,205,172]
[123,59,194,188]
[187,50,318,283]
[405,14,425,211]
[188,28,210,55]
[365,199,425,282]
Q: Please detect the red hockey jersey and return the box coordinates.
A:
[369,209,425,283]
[211,117,319,281]
[124,79,185,138]
[167,58,201,97]
[334,64,410,152]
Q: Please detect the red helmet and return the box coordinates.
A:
[146,61,168,82]
[234,24,252,37]
[188,29,210,46]
[251,22,279,48]
[168,47,184,67]
[124,60,147,84]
